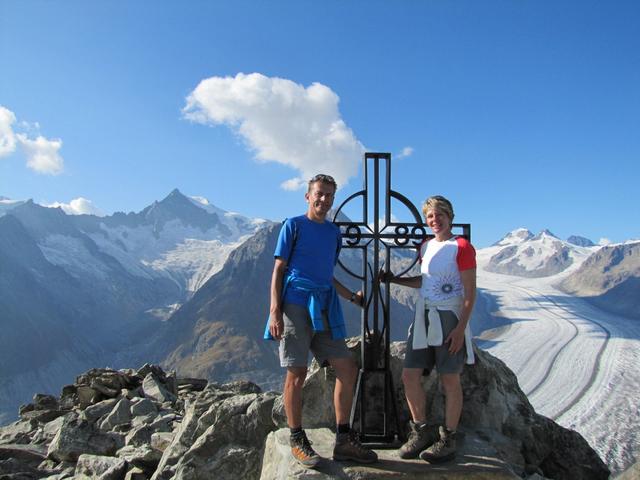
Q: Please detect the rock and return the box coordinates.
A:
[162,393,277,480]
[150,433,174,453]
[136,365,166,382]
[76,386,101,408]
[124,466,148,480]
[99,398,133,431]
[41,413,77,443]
[74,453,127,480]
[125,426,155,448]
[0,457,41,478]
[0,419,38,445]
[130,399,157,419]
[47,417,122,462]
[261,427,520,479]
[176,378,208,392]
[141,375,175,405]
[0,443,47,466]
[81,399,119,424]
[18,409,66,424]
[90,380,121,398]
[151,384,274,480]
[32,394,58,410]
[117,444,162,468]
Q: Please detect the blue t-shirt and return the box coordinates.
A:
[274,215,341,307]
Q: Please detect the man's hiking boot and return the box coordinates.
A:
[290,430,321,468]
[333,430,378,463]
[419,426,457,463]
[398,421,432,459]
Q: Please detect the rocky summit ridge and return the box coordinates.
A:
[0,343,609,480]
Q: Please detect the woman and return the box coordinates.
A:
[383,195,476,463]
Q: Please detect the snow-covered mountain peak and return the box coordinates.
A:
[494,228,534,246]
[0,196,28,216]
[532,229,559,241]
[481,227,595,278]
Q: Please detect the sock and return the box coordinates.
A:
[290,426,303,438]
[336,423,350,435]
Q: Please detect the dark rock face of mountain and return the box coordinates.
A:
[148,222,418,392]
[0,351,609,479]
[567,235,595,247]
[559,242,640,318]
[145,223,284,389]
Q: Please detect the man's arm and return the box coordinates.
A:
[269,257,288,340]
[333,278,364,307]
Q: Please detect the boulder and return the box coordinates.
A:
[260,427,520,479]
[151,382,275,480]
[47,417,122,462]
[74,453,127,480]
[99,398,133,431]
[141,375,175,405]
[81,399,119,424]
[274,342,609,480]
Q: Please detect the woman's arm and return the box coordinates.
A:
[445,268,476,353]
[380,271,422,289]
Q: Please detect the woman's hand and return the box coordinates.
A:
[378,269,395,284]
[445,324,466,354]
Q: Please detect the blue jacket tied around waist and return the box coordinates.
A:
[264,273,347,340]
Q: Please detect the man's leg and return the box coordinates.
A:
[329,357,377,463]
[440,373,463,431]
[328,357,357,424]
[284,366,308,428]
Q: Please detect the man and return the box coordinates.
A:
[265,173,377,468]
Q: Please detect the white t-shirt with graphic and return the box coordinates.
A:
[419,236,476,302]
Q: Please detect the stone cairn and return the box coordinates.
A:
[0,364,278,479]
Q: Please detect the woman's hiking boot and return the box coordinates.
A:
[290,430,321,468]
[419,426,457,463]
[398,421,432,459]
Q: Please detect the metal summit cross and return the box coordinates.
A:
[332,152,471,445]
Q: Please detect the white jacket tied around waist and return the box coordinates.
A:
[412,295,475,365]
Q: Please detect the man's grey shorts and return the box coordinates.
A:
[404,309,466,374]
[279,303,352,368]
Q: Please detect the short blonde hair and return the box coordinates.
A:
[422,195,454,221]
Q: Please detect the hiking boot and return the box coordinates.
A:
[398,421,432,459]
[333,430,378,463]
[290,430,321,468]
[419,426,457,463]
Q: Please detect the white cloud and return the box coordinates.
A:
[16,134,64,175]
[598,237,612,246]
[183,72,364,190]
[0,105,65,174]
[396,146,414,159]
[46,197,103,216]
[0,106,17,157]
[280,177,307,191]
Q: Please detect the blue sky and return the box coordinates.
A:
[1,0,638,247]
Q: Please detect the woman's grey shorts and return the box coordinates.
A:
[279,303,352,368]
[404,309,467,374]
